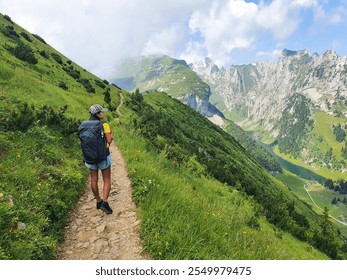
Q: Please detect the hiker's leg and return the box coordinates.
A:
[90,169,101,202]
[101,166,111,202]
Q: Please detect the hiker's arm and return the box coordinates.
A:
[105,132,113,145]
[103,123,113,145]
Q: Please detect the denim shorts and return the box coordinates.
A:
[85,155,112,170]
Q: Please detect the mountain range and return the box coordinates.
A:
[191,50,347,176]
[112,50,347,180]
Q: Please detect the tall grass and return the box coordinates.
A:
[114,123,328,259]
[0,123,87,259]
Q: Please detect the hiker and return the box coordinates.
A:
[79,104,114,214]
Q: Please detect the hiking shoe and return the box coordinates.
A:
[100,201,113,214]
[96,200,103,209]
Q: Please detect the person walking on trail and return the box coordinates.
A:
[79,104,114,214]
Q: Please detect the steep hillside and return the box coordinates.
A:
[223,119,280,172]
[116,90,346,259]
[0,13,122,259]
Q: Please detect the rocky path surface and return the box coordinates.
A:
[57,142,148,260]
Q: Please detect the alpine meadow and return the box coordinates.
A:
[0,13,346,260]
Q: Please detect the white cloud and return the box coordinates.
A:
[294,0,347,25]
[188,0,259,66]
[331,40,341,52]
[0,0,208,77]
[322,5,347,25]
[179,41,207,64]
[184,0,344,67]
[0,0,346,76]
[290,0,318,8]
[256,0,302,40]
[141,25,189,57]
[185,0,313,66]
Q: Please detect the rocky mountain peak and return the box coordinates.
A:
[187,48,347,170]
[281,48,309,57]
[322,49,339,59]
[191,48,347,126]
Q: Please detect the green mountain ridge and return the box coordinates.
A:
[113,55,210,100]
[0,13,345,259]
[112,55,226,119]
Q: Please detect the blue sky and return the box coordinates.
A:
[1,0,346,78]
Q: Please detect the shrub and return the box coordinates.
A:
[78,78,95,93]
[95,79,106,89]
[58,81,68,90]
[35,104,80,135]
[39,50,49,59]
[112,83,121,90]
[333,124,346,142]
[62,66,80,79]
[6,102,36,132]
[20,32,32,42]
[6,102,79,135]
[125,89,144,112]
[3,14,14,23]
[1,25,20,39]
[12,42,38,64]
[32,34,46,44]
[51,53,63,65]
[103,88,111,104]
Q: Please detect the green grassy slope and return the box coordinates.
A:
[0,14,121,117]
[223,119,281,172]
[115,122,327,259]
[113,55,211,100]
[0,13,122,259]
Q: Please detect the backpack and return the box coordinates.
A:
[77,120,109,164]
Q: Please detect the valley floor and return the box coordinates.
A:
[304,182,347,226]
[57,142,148,260]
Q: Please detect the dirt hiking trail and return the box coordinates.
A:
[58,95,148,259]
